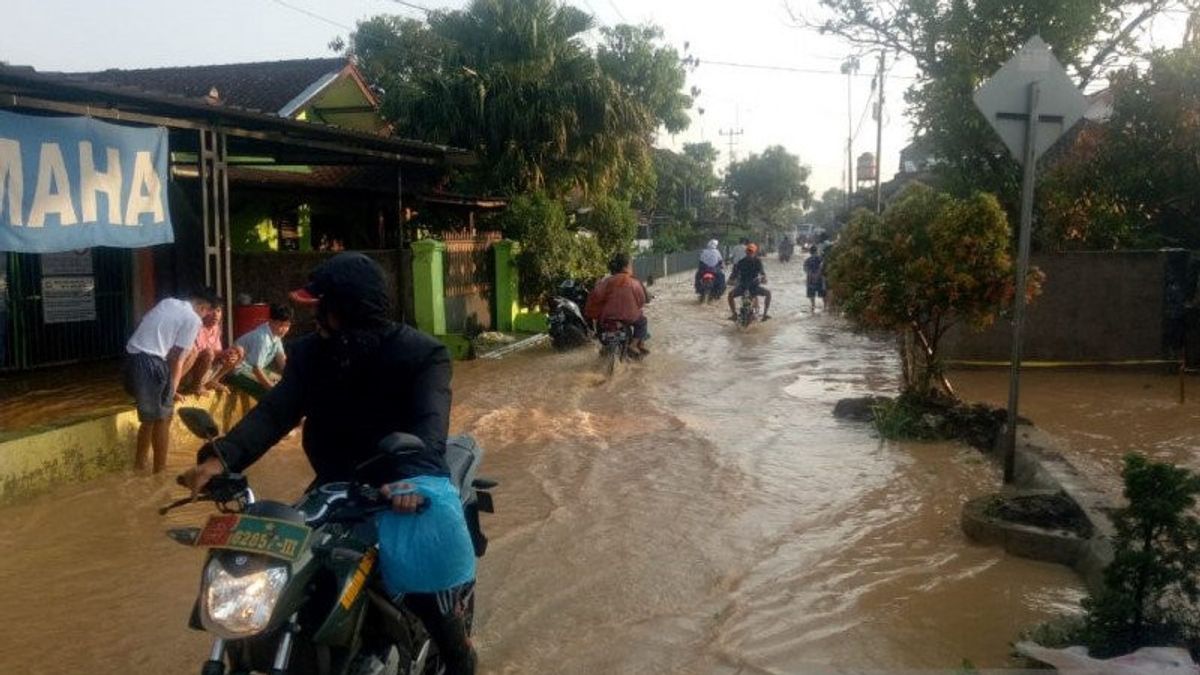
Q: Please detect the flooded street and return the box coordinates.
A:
[0,259,1084,674]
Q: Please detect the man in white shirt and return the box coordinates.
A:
[122,291,216,472]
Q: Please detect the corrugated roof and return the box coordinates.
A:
[60,58,348,115]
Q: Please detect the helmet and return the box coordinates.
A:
[746,243,759,255]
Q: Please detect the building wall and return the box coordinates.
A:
[943,251,1180,363]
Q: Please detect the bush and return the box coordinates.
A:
[499,192,606,306]
[1081,454,1200,656]
[579,195,638,259]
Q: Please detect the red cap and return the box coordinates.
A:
[288,287,320,306]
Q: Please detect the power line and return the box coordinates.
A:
[606,0,628,23]
[383,0,434,13]
[268,0,352,30]
[693,57,916,80]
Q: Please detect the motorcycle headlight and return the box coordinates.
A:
[201,558,288,638]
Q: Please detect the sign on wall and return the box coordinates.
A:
[41,275,96,324]
[40,249,94,276]
[0,110,174,253]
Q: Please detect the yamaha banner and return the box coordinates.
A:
[0,110,174,252]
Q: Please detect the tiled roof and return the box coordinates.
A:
[61,58,349,115]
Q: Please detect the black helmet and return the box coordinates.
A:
[290,252,391,328]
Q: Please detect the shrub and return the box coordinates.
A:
[499,192,606,306]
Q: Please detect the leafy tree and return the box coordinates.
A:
[801,0,1190,218]
[807,187,849,230]
[498,192,605,305]
[825,183,1041,396]
[579,195,638,258]
[1083,454,1200,656]
[351,1,692,200]
[724,145,812,228]
[1041,44,1200,249]
[649,142,720,218]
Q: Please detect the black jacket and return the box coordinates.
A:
[207,323,452,485]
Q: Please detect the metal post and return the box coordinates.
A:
[874,50,886,214]
[1004,81,1041,484]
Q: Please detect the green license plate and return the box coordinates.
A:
[195,514,311,562]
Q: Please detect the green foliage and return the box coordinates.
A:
[872,394,941,441]
[1081,454,1200,656]
[351,1,692,199]
[1041,45,1200,250]
[498,192,605,305]
[809,0,1187,223]
[724,145,812,228]
[579,195,638,259]
[827,184,1038,394]
[806,187,850,230]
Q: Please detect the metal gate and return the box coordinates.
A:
[442,231,500,335]
[1,249,133,370]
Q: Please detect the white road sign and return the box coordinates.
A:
[973,36,1088,164]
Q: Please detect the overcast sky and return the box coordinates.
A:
[4,0,1190,198]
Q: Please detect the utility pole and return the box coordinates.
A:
[841,56,860,216]
[719,127,744,168]
[874,50,886,214]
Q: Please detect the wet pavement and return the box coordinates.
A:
[0,258,1084,674]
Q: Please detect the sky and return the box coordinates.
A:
[4,0,1190,199]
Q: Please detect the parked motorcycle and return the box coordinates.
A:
[548,279,592,351]
[161,407,496,675]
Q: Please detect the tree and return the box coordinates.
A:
[1041,44,1200,249]
[800,0,1192,217]
[1083,454,1200,656]
[351,1,692,200]
[825,183,1041,396]
[498,192,605,305]
[724,145,812,228]
[807,187,849,230]
[579,195,638,259]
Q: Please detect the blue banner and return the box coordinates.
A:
[0,110,174,252]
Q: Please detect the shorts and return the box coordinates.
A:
[807,281,827,299]
[733,283,768,298]
[122,352,173,422]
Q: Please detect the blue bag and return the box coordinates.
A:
[375,475,477,596]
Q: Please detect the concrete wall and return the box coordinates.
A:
[944,250,1177,363]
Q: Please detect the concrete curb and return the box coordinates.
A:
[478,333,549,360]
[964,423,1117,592]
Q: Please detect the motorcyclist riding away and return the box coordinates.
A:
[727,243,772,321]
[695,239,726,296]
[585,252,650,356]
[181,252,478,675]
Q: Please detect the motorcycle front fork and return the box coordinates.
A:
[201,614,299,675]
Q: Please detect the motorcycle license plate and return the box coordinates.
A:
[195,514,311,562]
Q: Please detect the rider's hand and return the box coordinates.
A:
[382,482,426,513]
[180,457,224,497]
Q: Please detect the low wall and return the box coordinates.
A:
[944,250,1184,363]
[0,391,251,504]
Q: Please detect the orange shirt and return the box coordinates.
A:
[585,273,647,324]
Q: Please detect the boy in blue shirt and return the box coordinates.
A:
[227,303,293,400]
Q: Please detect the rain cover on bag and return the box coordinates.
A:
[375,475,477,596]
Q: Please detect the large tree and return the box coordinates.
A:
[350,1,692,199]
[799,0,1192,215]
[724,145,812,228]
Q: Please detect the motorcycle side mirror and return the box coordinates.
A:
[166,527,201,546]
[179,407,220,440]
[354,433,427,476]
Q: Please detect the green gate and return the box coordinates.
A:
[1,250,133,370]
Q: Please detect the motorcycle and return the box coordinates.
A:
[735,285,763,330]
[162,407,496,675]
[696,267,723,304]
[597,320,635,376]
[548,279,592,351]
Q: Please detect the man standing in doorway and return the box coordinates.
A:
[123,290,216,473]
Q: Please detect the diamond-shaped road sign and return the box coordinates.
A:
[973,36,1088,164]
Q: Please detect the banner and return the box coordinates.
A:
[0,110,174,252]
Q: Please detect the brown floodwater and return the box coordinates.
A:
[953,369,1200,498]
[0,259,1084,674]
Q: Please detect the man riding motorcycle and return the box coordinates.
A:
[181,252,477,675]
[585,252,650,356]
[694,239,727,297]
[727,243,772,321]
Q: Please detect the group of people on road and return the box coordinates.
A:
[688,237,832,320]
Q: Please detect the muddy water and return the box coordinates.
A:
[0,258,1083,674]
[954,370,1200,497]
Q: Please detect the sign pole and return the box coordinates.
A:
[1004,80,1041,484]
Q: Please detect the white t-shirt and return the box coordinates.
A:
[126,298,203,359]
